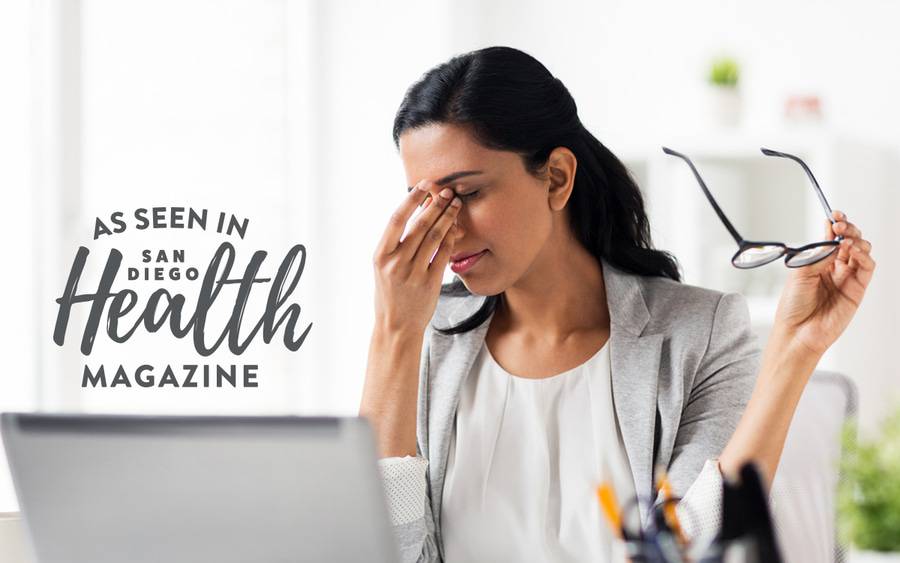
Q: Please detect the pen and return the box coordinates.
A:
[596,482,626,540]
[655,469,687,546]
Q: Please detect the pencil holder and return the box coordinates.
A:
[623,537,684,562]
[616,496,700,563]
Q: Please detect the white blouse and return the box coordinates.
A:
[377,343,726,561]
[441,339,637,562]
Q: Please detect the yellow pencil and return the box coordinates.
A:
[595,482,622,538]
[656,470,687,545]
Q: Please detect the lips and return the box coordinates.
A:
[450,250,487,262]
[450,249,488,274]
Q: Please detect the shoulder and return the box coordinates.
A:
[638,274,750,335]
[636,273,760,397]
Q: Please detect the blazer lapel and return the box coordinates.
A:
[427,298,495,548]
[601,257,663,526]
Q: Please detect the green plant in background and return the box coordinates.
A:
[838,406,900,552]
[708,57,740,88]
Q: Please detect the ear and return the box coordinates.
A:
[546,147,577,211]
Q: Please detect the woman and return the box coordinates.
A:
[359,46,875,562]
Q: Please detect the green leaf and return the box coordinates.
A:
[708,57,740,88]
[838,408,900,551]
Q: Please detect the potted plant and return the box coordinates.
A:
[839,406,900,562]
[706,56,742,128]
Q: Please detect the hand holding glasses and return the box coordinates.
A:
[662,146,842,269]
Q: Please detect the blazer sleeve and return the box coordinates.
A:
[378,451,441,562]
[661,291,762,539]
[376,328,442,563]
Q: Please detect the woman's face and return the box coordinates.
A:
[399,123,570,296]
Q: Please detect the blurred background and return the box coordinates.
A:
[0,0,897,512]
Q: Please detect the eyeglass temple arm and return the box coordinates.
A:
[760,148,837,225]
[661,147,744,245]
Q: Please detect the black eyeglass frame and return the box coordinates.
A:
[661,146,843,269]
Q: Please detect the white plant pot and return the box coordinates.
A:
[848,550,900,563]
[707,86,742,128]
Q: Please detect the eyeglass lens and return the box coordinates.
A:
[784,244,838,267]
[733,245,786,268]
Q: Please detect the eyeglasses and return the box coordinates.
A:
[661,146,843,269]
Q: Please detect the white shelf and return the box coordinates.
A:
[616,126,899,432]
[616,127,874,341]
[619,127,847,293]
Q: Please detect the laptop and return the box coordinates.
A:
[1,412,399,563]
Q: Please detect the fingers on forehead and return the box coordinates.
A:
[407,183,430,206]
[408,179,426,196]
[421,179,456,196]
[417,180,437,196]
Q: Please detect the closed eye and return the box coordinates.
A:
[458,190,480,201]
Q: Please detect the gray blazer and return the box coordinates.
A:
[393,256,762,562]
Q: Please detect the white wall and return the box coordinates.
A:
[434,0,900,431]
[1,0,897,511]
[448,0,900,149]
[0,0,38,516]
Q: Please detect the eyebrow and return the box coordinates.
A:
[407,170,484,192]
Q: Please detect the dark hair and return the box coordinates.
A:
[392,46,681,335]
